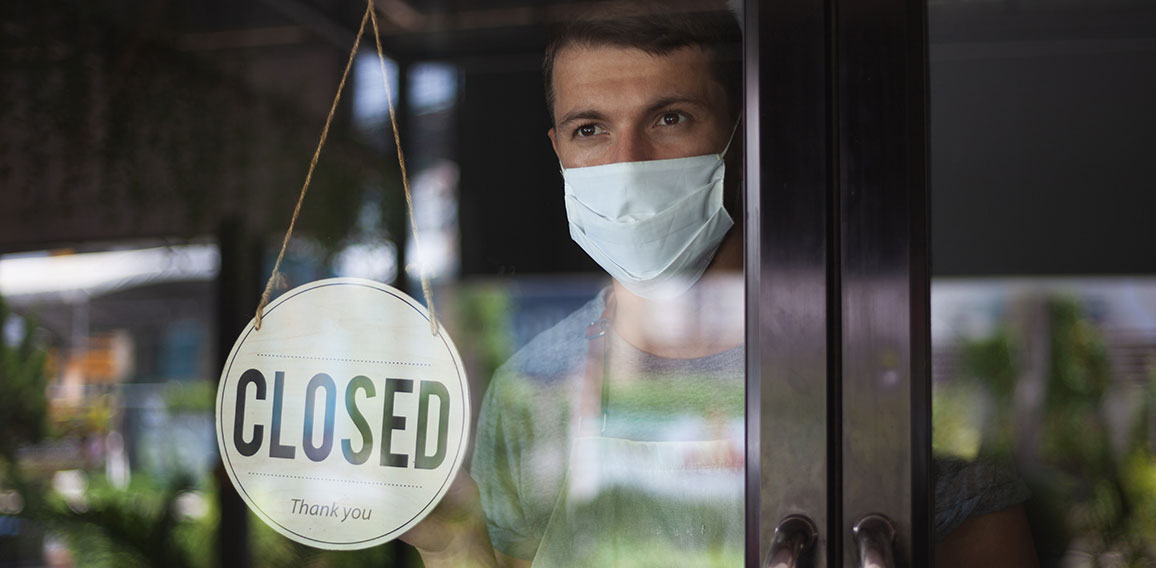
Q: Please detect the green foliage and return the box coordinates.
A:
[960,327,1019,400]
[931,380,983,459]
[42,473,402,568]
[1048,298,1111,400]
[1030,297,1135,562]
[450,286,516,385]
[48,394,117,439]
[1118,449,1156,561]
[162,381,217,414]
[956,328,1019,458]
[44,474,210,568]
[0,296,49,468]
[1040,297,1114,471]
[949,295,1156,563]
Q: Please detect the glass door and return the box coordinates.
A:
[927,0,1156,565]
[747,0,1156,565]
[13,0,1152,565]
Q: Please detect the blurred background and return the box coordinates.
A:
[929,1,1156,563]
[0,0,600,565]
[1,0,1155,566]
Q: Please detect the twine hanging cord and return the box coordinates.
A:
[253,0,438,336]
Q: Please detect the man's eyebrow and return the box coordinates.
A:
[557,109,608,127]
[644,96,711,114]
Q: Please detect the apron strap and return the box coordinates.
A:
[582,293,616,434]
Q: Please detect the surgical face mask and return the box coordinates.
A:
[562,131,736,300]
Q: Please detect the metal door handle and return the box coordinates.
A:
[764,514,818,568]
[852,514,896,568]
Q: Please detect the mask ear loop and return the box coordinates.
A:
[718,114,744,160]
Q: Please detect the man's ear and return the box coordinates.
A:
[547,127,559,157]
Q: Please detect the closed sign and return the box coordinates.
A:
[215,278,469,550]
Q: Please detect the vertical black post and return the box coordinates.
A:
[907,0,932,559]
[216,217,259,568]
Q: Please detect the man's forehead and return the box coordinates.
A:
[551,44,724,117]
[552,44,714,86]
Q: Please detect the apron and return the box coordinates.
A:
[532,297,744,567]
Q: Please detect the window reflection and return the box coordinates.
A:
[0,242,222,566]
[932,277,1156,561]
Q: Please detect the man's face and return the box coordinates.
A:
[548,44,732,169]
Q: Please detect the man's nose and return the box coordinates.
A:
[611,129,654,164]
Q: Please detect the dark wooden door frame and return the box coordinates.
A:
[745,0,931,564]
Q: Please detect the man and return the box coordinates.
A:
[474,6,746,566]
[402,2,1037,566]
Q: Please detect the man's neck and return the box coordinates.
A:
[610,225,745,359]
[611,273,743,359]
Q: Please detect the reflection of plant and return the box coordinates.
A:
[0,296,49,478]
[45,474,210,568]
[1118,448,1156,562]
[163,381,217,414]
[0,292,407,566]
[953,295,1155,564]
[49,394,118,439]
[958,328,1020,458]
[962,327,1020,401]
[0,296,52,566]
[1033,298,1140,564]
[1041,298,1113,468]
[42,473,404,568]
[1115,363,1156,563]
[932,380,983,459]
[451,286,515,385]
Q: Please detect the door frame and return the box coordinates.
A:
[744,0,931,564]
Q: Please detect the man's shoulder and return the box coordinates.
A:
[933,455,1030,541]
[493,290,607,382]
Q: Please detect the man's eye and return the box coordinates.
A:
[575,124,603,137]
[660,112,685,126]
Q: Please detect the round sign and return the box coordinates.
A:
[215,278,469,550]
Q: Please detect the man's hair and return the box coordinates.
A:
[542,0,743,125]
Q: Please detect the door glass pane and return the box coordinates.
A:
[929,0,1156,562]
[0,1,748,565]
